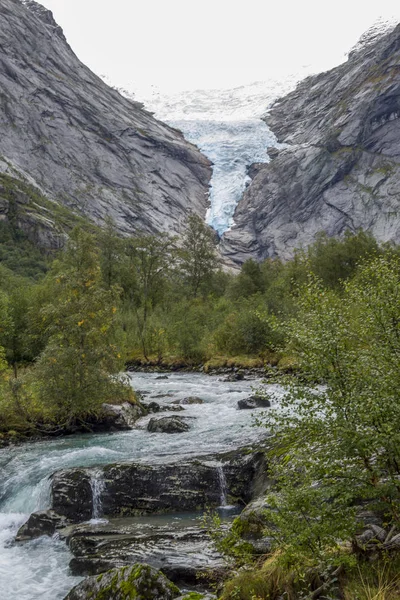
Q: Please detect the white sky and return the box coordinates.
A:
[40,0,400,93]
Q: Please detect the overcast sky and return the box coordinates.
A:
[40,1,400,92]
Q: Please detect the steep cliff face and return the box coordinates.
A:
[0,0,212,245]
[221,23,400,264]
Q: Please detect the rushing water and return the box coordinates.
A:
[0,371,284,600]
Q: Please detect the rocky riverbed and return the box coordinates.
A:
[0,371,283,599]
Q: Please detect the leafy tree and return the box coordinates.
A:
[32,229,128,428]
[178,214,218,297]
[228,259,265,300]
[257,254,400,570]
[167,299,211,363]
[98,216,124,289]
[213,298,281,356]
[2,285,33,377]
[123,234,176,358]
[307,229,380,289]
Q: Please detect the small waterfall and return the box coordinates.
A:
[90,470,105,520]
[216,465,228,507]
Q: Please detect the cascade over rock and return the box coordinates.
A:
[221,23,400,264]
[0,0,212,247]
[49,449,265,520]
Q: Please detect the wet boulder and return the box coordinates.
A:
[163,405,185,412]
[237,395,271,410]
[170,397,204,406]
[63,517,227,584]
[142,401,161,413]
[15,510,68,541]
[50,449,265,520]
[52,461,219,518]
[147,416,191,433]
[52,468,93,523]
[223,372,245,382]
[63,563,180,600]
[180,397,204,405]
[99,402,146,430]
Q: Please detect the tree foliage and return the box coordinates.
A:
[257,254,400,568]
[32,229,128,427]
[178,214,218,297]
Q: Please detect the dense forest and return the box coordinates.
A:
[0,217,397,435]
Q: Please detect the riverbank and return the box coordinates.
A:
[0,359,296,448]
[126,353,298,377]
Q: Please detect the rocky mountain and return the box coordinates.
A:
[0,0,211,247]
[220,23,400,264]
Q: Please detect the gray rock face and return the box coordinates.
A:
[50,450,265,520]
[221,24,400,264]
[63,563,180,600]
[0,0,212,246]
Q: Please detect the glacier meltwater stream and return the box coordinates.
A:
[0,372,284,599]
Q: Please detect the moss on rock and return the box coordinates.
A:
[64,563,180,600]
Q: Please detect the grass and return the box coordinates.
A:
[124,352,286,372]
[219,553,400,600]
[342,556,400,600]
[219,553,301,600]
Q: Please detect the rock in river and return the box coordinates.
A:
[61,516,227,583]
[50,449,265,520]
[237,395,271,410]
[178,397,204,405]
[64,563,180,600]
[16,510,68,541]
[147,416,191,433]
[99,402,145,430]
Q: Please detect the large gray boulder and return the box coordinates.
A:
[63,563,180,600]
[0,0,211,248]
[221,23,400,264]
[237,395,271,409]
[147,416,191,433]
[179,397,204,405]
[100,402,145,430]
[50,449,265,520]
[60,517,227,583]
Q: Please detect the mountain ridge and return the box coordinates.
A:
[0,0,212,246]
[220,22,400,264]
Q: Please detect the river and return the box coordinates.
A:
[0,371,283,600]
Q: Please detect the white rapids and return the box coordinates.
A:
[0,371,284,600]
